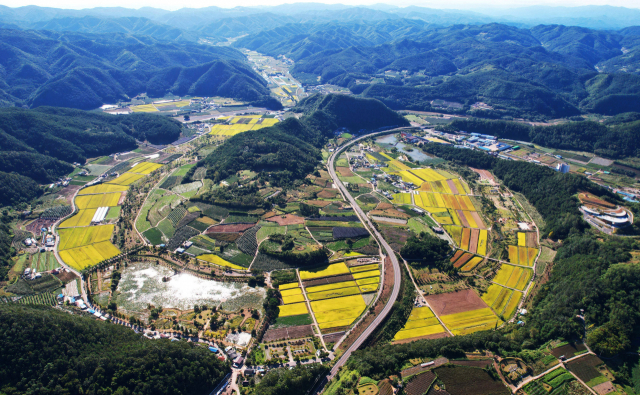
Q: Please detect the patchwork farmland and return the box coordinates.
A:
[57,161,164,271]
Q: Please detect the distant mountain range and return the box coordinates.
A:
[0,29,277,110]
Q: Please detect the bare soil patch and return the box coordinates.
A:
[306,200,333,208]
[266,214,305,226]
[317,189,338,199]
[337,167,355,177]
[302,273,355,287]
[263,324,314,342]
[550,342,587,358]
[426,289,487,316]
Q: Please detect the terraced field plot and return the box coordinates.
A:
[59,208,97,228]
[78,184,129,195]
[278,303,309,317]
[209,116,279,137]
[129,162,163,175]
[59,241,120,270]
[508,245,538,266]
[492,264,533,291]
[198,254,247,271]
[74,192,121,209]
[58,225,115,250]
[311,294,367,330]
[394,306,446,341]
[107,172,145,186]
[482,284,522,319]
[299,262,350,280]
[440,308,503,335]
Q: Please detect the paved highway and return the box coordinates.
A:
[324,129,408,382]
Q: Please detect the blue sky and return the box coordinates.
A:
[2,0,638,11]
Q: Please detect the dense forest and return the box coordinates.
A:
[0,29,277,110]
[0,304,229,395]
[0,107,186,208]
[232,23,640,118]
[201,94,408,188]
[401,231,452,270]
[0,223,13,281]
[441,117,640,159]
[337,144,640,383]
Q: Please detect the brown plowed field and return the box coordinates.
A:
[450,359,493,368]
[323,331,345,344]
[206,223,255,233]
[447,179,459,195]
[450,250,463,263]
[426,289,488,316]
[117,191,127,205]
[303,273,355,287]
[405,371,437,395]
[457,210,470,227]
[453,253,473,268]
[317,189,338,199]
[526,232,538,247]
[470,211,485,229]
[263,324,314,342]
[266,214,305,225]
[306,200,333,207]
[470,168,494,183]
[469,229,479,253]
[337,167,355,177]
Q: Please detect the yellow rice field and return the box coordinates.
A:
[463,211,478,228]
[492,264,515,286]
[59,240,121,270]
[279,282,299,290]
[311,294,366,327]
[198,254,247,271]
[280,287,302,297]
[59,208,97,228]
[130,104,158,112]
[307,286,361,301]
[359,284,379,293]
[299,262,349,280]
[411,168,446,182]
[477,229,488,256]
[79,184,129,195]
[518,232,526,246]
[282,294,306,304]
[306,281,357,293]
[129,162,163,175]
[74,192,121,209]
[493,264,532,291]
[508,245,519,264]
[440,308,502,335]
[356,277,380,286]
[350,264,379,273]
[278,303,309,317]
[107,172,145,186]
[352,269,380,279]
[392,193,413,205]
[58,225,115,250]
[461,256,483,272]
[393,306,445,341]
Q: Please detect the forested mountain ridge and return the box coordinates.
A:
[246,22,640,117]
[0,28,275,110]
[0,107,183,207]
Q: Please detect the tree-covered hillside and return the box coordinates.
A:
[441,117,640,158]
[235,22,640,118]
[0,304,229,395]
[0,107,183,207]
[0,28,276,110]
[201,94,408,187]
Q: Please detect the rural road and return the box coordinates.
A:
[319,129,408,386]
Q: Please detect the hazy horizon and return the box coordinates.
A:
[1,0,639,12]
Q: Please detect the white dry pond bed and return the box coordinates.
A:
[115,262,265,315]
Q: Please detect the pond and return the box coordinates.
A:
[376,134,431,162]
[115,262,265,313]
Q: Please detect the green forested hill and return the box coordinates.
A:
[200,94,408,187]
[0,304,229,395]
[442,117,640,158]
[234,22,640,117]
[0,107,183,207]
[0,28,275,110]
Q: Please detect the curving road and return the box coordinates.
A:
[324,129,408,382]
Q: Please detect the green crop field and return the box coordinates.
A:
[105,206,121,220]
[143,228,164,245]
[174,164,195,176]
[157,218,176,239]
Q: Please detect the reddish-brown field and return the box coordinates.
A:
[453,253,473,268]
[426,289,487,316]
[470,211,485,229]
[469,229,479,253]
[306,200,333,207]
[470,168,495,183]
[447,179,459,195]
[579,192,616,209]
[450,250,464,263]
[457,210,470,227]
[266,214,305,225]
[317,189,338,199]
